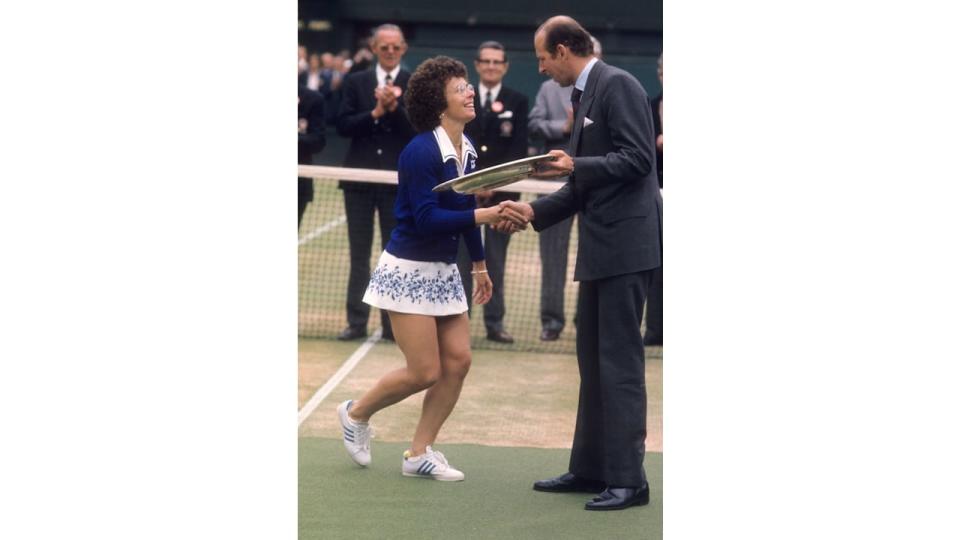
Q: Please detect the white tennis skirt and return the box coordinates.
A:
[362,250,469,316]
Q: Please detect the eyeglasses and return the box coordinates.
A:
[377,44,403,52]
[476,59,506,66]
[452,82,474,95]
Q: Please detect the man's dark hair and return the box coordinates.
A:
[476,40,508,63]
[405,56,468,133]
[538,17,594,57]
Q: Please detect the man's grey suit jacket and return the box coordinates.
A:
[530,60,663,282]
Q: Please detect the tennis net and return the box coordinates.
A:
[298,165,587,354]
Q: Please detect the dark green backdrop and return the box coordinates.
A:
[299,0,662,165]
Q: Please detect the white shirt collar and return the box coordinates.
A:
[479,82,502,107]
[574,57,599,92]
[432,125,478,174]
[376,63,401,87]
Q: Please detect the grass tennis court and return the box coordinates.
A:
[300,438,662,539]
[299,340,663,538]
[299,175,662,538]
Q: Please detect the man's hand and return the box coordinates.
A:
[371,87,387,119]
[372,86,395,118]
[476,205,527,233]
[491,200,534,234]
[562,107,574,135]
[531,149,574,179]
[381,84,399,112]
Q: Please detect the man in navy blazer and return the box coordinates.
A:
[458,41,529,344]
[335,23,416,342]
[298,84,325,228]
[498,16,663,511]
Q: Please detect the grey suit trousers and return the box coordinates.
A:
[569,269,653,487]
[537,194,574,332]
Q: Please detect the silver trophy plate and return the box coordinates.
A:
[432,154,558,194]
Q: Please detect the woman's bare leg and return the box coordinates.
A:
[348,312,441,422]
[410,312,472,455]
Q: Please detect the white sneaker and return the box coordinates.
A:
[336,400,371,466]
[401,446,464,482]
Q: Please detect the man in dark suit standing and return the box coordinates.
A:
[458,41,529,344]
[499,16,663,511]
[298,83,326,228]
[644,53,664,345]
[335,23,415,341]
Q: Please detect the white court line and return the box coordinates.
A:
[298,215,346,245]
[298,328,382,427]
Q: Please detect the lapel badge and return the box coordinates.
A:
[491,101,504,113]
[298,118,308,133]
[500,120,513,137]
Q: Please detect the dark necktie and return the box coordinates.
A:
[571,87,583,117]
[484,90,492,113]
[384,73,392,87]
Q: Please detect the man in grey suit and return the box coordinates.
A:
[498,16,662,511]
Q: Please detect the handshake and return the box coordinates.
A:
[476,200,535,235]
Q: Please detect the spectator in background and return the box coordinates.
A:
[324,53,348,126]
[527,35,601,341]
[651,54,662,188]
[298,83,326,228]
[335,23,416,342]
[298,45,309,75]
[321,52,342,93]
[457,40,529,344]
[300,53,326,94]
[644,53,663,346]
[349,40,375,74]
[337,49,354,73]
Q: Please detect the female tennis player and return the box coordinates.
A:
[336,56,524,481]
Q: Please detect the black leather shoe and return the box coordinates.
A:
[540,328,561,341]
[336,326,367,341]
[486,329,515,344]
[584,485,650,511]
[533,472,606,493]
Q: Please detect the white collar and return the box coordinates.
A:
[376,63,401,87]
[574,57,599,92]
[432,125,477,170]
[479,82,502,106]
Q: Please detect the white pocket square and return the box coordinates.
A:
[583,117,594,127]
[497,110,513,119]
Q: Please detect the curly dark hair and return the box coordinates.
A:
[404,56,467,133]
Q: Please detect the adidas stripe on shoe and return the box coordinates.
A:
[336,400,371,466]
[401,446,464,482]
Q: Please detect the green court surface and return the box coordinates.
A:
[299,438,662,539]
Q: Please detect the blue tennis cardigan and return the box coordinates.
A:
[386,129,485,264]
